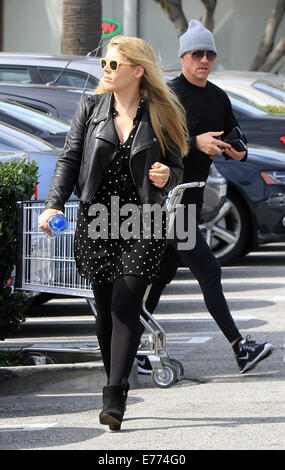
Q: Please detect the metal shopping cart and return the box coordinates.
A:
[16,182,205,387]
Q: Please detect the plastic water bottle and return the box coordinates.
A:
[46,213,69,238]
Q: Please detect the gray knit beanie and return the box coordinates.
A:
[178,19,216,57]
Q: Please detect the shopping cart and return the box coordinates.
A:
[16,181,205,387]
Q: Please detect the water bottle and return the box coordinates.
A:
[46,213,69,238]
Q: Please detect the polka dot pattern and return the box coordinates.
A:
[74,99,166,285]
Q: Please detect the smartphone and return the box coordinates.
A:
[229,139,247,152]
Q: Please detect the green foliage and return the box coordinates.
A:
[0,158,38,341]
[0,349,20,367]
[261,105,285,115]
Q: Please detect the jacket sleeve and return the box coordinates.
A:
[223,92,248,162]
[162,145,184,192]
[45,95,91,212]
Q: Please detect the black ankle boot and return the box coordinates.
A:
[99,378,129,431]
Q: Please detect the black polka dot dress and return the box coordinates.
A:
[74,99,167,285]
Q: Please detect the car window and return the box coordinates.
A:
[38,68,98,89]
[0,67,33,84]
[0,122,55,151]
[0,100,70,134]
[252,80,285,102]
[227,93,268,116]
[0,94,59,118]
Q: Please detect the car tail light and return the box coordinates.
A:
[280,136,285,145]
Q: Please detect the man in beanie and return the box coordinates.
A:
[137,20,273,376]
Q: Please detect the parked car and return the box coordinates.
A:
[0,98,70,147]
[209,70,285,103]
[205,145,285,264]
[226,92,285,151]
[0,53,103,89]
[252,80,285,103]
[0,83,92,123]
[0,124,62,200]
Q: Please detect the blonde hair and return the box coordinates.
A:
[95,35,188,157]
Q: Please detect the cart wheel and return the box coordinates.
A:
[169,358,184,380]
[151,364,177,388]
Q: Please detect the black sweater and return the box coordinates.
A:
[169,73,243,206]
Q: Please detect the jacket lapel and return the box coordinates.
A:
[87,93,159,153]
[131,110,159,157]
[90,92,118,146]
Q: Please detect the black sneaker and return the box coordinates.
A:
[235,335,274,374]
[136,355,152,375]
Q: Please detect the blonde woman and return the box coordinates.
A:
[39,36,188,431]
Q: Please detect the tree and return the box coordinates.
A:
[152,0,188,37]
[154,0,284,72]
[152,0,217,37]
[62,0,102,56]
[250,0,285,71]
[200,0,217,31]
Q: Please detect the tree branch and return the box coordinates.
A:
[200,0,217,31]
[250,0,285,70]
[260,36,285,71]
[153,0,188,37]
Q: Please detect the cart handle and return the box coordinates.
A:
[166,181,205,212]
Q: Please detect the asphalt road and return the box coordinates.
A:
[0,243,284,452]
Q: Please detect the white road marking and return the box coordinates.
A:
[0,422,58,432]
[166,336,212,344]
[187,336,212,344]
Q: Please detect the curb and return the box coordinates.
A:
[0,361,139,396]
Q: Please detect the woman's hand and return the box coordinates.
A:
[149,162,170,188]
[39,208,64,236]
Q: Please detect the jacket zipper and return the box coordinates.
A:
[129,139,159,184]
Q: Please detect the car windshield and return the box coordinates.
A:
[0,100,70,133]
[227,92,269,116]
[0,122,56,151]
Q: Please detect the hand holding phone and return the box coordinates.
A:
[222,126,247,156]
[228,138,247,152]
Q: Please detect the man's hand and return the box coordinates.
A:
[196,131,231,155]
[224,147,246,161]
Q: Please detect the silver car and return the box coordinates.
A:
[0,52,103,89]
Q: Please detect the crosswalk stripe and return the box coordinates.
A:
[0,423,58,432]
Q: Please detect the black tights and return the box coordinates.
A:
[92,275,149,386]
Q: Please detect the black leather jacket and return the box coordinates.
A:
[45,92,184,212]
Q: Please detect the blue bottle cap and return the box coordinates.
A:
[55,217,65,229]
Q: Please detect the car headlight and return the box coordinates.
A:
[260,171,285,185]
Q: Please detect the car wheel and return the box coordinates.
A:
[199,190,249,264]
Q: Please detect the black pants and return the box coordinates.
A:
[92,275,149,386]
[145,207,241,344]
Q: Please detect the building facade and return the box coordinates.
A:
[3,0,285,73]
